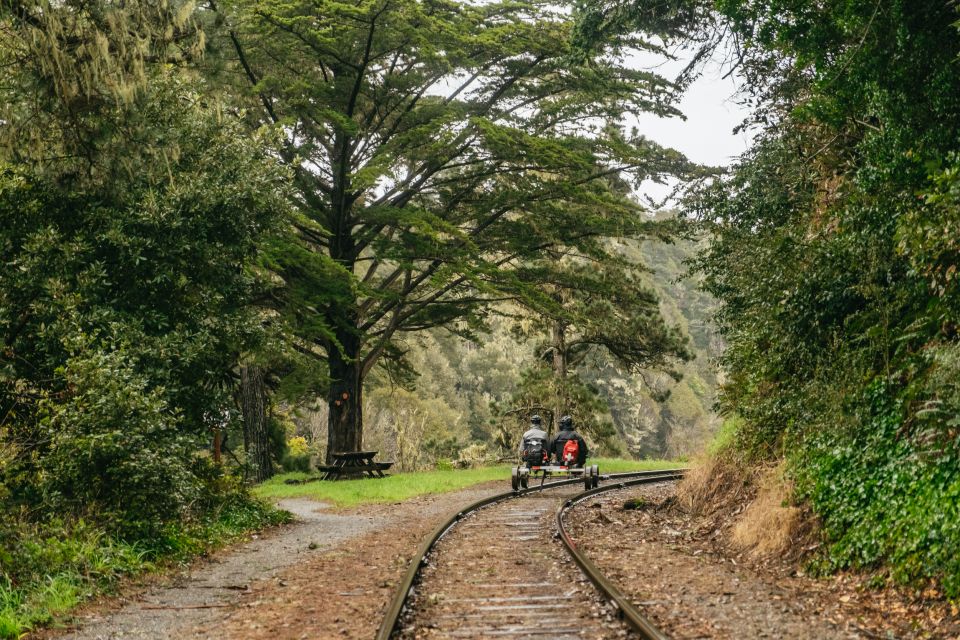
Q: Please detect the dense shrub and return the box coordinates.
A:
[0,73,286,535]
[38,347,197,535]
[280,454,312,473]
[693,0,960,594]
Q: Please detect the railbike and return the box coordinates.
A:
[511,460,599,491]
[511,435,599,491]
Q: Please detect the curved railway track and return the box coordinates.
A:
[376,469,685,640]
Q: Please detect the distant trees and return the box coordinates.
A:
[211,0,700,459]
[525,244,691,430]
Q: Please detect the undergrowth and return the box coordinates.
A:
[0,498,289,639]
[710,386,960,598]
[792,381,960,597]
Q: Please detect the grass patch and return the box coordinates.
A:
[255,457,682,507]
[708,415,742,457]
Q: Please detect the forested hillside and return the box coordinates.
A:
[341,230,722,469]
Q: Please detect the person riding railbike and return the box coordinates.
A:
[518,414,549,468]
[549,415,588,467]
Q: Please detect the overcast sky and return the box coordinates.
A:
[627,48,754,205]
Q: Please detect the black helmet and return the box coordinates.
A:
[530,414,542,426]
[559,415,573,429]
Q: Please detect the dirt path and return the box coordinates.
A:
[564,482,958,639]
[53,485,502,640]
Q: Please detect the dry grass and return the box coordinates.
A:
[676,452,753,516]
[731,462,803,558]
[676,454,818,563]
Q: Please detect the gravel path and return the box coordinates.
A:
[60,499,382,640]
[208,484,504,640]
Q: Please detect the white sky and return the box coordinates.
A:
[626,47,754,206]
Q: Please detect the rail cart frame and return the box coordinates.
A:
[511,462,599,491]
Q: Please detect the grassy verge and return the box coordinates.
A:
[255,458,683,507]
[0,498,289,639]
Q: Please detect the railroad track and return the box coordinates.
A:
[376,469,685,640]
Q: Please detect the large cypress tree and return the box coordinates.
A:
[212,0,698,458]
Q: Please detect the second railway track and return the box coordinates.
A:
[377,469,684,640]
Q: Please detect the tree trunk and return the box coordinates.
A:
[241,364,273,483]
[326,328,363,463]
[552,319,567,432]
[324,124,364,464]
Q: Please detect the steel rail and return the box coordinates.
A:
[374,468,686,640]
[556,473,686,640]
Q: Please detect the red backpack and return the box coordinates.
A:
[562,439,579,465]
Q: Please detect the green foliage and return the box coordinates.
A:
[572,0,712,56]
[688,0,960,594]
[794,381,960,597]
[707,416,742,458]
[0,0,205,161]
[279,422,311,472]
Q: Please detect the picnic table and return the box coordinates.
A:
[318,450,393,480]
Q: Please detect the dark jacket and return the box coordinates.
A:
[518,427,549,455]
[550,429,588,466]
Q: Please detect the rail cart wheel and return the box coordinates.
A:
[584,469,592,490]
[520,473,529,489]
[511,466,520,491]
[591,465,600,488]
